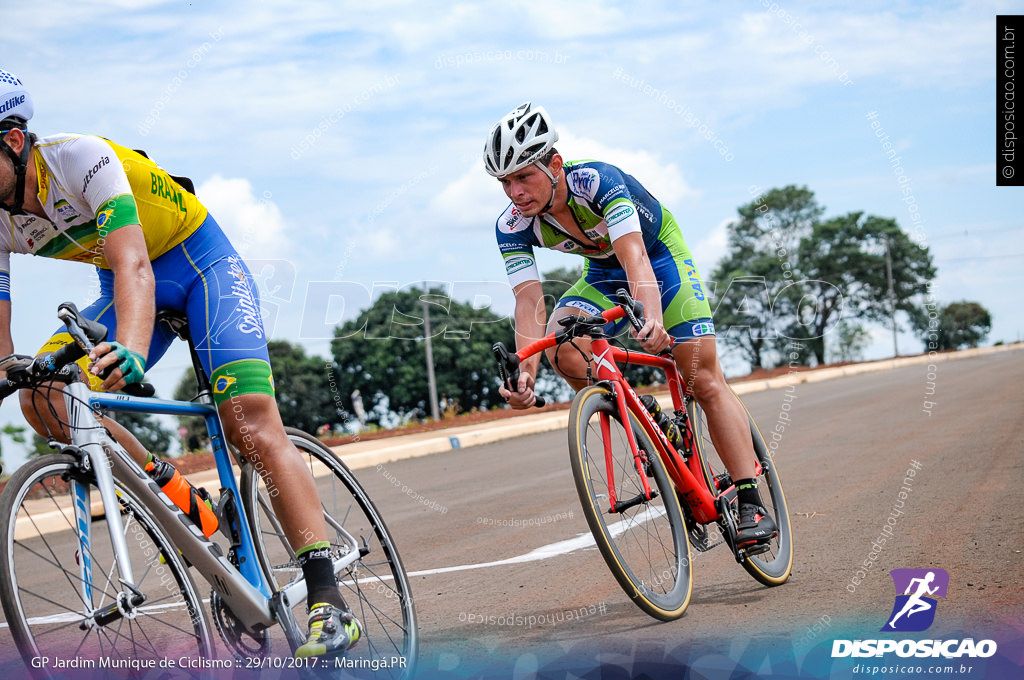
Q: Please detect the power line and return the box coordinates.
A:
[938,253,1024,262]
[929,226,1024,240]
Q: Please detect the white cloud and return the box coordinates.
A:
[691,217,733,278]
[195,175,289,258]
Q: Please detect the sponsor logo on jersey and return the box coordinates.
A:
[81,156,110,195]
[569,168,600,199]
[564,299,602,315]
[692,321,715,336]
[54,199,80,223]
[634,201,655,223]
[597,184,626,205]
[505,256,533,274]
[605,203,636,228]
[227,256,264,338]
[507,207,521,227]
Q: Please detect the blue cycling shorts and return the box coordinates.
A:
[39,214,274,404]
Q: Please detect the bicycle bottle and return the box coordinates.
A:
[145,458,219,537]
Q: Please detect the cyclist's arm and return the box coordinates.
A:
[89,225,155,390]
[513,279,546,377]
[614,231,670,352]
[0,298,12,381]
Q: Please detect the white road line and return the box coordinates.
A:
[407,505,668,578]
[1,507,669,629]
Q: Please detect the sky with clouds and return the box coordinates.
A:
[0,1,1020,463]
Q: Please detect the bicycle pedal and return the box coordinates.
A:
[742,542,772,557]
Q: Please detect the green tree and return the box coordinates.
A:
[540,265,582,317]
[331,286,515,423]
[794,214,934,364]
[711,186,822,369]
[108,412,174,457]
[173,341,346,446]
[0,423,27,470]
[267,340,346,433]
[711,186,935,368]
[929,301,992,350]
[173,370,212,452]
[832,320,871,362]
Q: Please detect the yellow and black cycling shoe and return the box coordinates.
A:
[295,602,361,659]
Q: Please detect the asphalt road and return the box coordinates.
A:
[1,348,1022,678]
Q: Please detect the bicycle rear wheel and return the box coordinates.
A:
[568,385,692,620]
[688,394,793,586]
[240,427,417,677]
[0,454,213,675]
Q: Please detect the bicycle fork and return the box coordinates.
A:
[602,385,660,514]
[65,385,147,630]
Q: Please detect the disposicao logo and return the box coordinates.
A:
[831,568,997,660]
[882,568,948,632]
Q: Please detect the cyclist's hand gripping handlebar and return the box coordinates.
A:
[492,342,546,408]
[615,288,646,333]
[41,302,155,397]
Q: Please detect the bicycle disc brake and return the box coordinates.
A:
[211,590,270,659]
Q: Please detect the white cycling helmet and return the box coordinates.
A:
[483,102,559,178]
[0,69,34,216]
[0,69,33,128]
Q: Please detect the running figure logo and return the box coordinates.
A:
[881,568,949,632]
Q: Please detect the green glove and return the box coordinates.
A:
[108,342,147,385]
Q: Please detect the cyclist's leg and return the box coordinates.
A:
[180,216,358,651]
[658,225,774,539]
[652,220,757,482]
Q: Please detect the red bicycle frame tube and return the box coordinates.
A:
[515,308,721,524]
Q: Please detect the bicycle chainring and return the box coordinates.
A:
[680,495,720,552]
[211,590,270,659]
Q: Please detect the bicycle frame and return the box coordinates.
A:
[584,335,721,525]
[63,380,363,639]
[512,306,757,527]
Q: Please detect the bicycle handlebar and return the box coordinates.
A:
[492,289,647,409]
[0,302,155,400]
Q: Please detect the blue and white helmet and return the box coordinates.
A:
[483,102,559,178]
[0,69,33,129]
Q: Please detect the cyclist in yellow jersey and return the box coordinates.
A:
[0,69,358,658]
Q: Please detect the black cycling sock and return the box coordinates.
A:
[734,478,763,507]
[297,542,349,611]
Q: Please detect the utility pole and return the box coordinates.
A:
[884,235,899,357]
[422,284,441,421]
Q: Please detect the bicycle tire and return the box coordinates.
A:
[688,394,794,586]
[240,427,418,676]
[568,385,692,621]
[0,454,214,674]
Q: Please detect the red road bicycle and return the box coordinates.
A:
[493,290,793,620]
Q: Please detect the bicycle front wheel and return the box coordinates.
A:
[568,385,692,621]
[689,393,794,586]
[241,427,417,677]
[0,454,213,674]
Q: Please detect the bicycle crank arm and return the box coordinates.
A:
[610,489,659,514]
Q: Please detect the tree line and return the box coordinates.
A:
[2,185,993,466]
